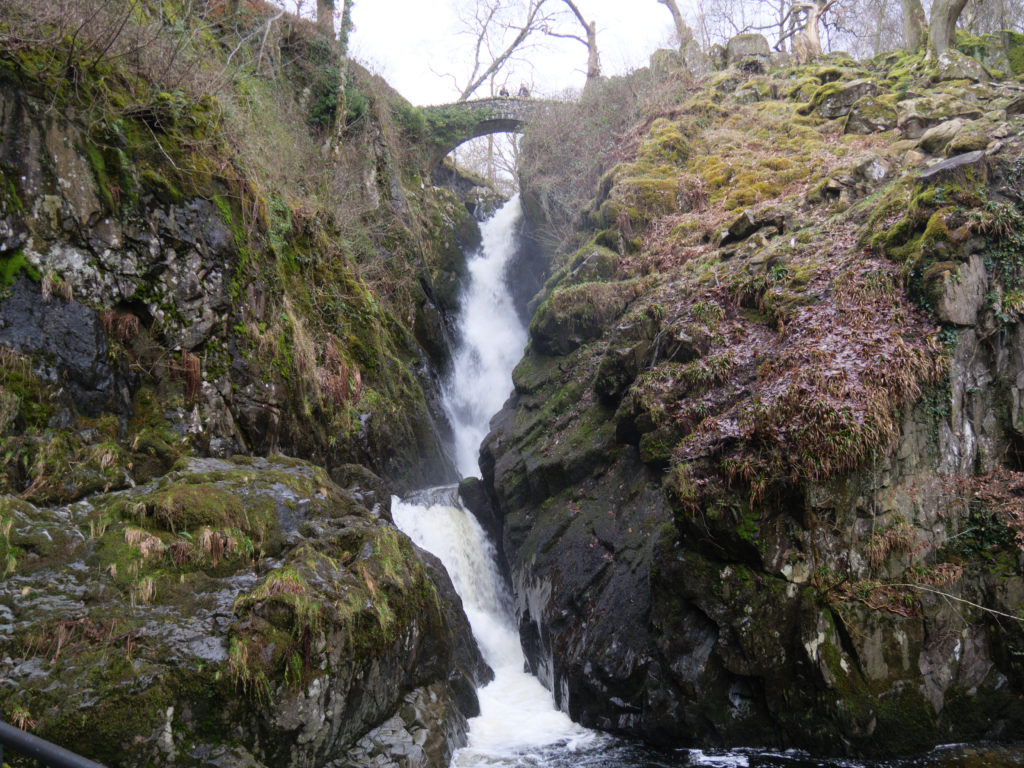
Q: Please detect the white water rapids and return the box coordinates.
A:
[393,196,598,765]
[392,494,597,764]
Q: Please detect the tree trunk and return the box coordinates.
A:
[900,0,927,49]
[798,1,824,58]
[338,0,354,57]
[560,0,601,82]
[929,0,969,52]
[585,20,600,80]
[657,0,694,48]
[871,0,885,56]
[317,0,335,39]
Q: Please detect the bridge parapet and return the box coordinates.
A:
[420,97,553,166]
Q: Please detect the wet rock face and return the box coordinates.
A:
[0,278,125,416]
[0,457,488,767]
[485,307,1024,756]
[0,73,468,493]
[487,67,1024,753]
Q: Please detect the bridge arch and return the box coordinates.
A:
[421,97,549,167]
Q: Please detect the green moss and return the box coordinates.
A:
[0,249,41,287]
[141,169,183,204]
[638,118,691,167]
[843,93,898,133]
[1007,31,1024,75]
[594,163,684,227]
[798,82,842,116]
[531,280,642,355]
[2,175,24,213]
[146,484,248,532]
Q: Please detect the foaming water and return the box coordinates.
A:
[392,492,597,765]
[393,195,596,765]
[443,196,529,478]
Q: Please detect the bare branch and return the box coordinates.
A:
[557,0,599,81]
[458,0,550,101]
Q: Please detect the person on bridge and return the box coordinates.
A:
[499,85,510,98]
[517,83,530,98]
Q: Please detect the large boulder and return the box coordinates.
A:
[935,49,991,83]
[919,117,966,154]
[802,79,879,119]
[844,95,898,134]
[726,34,771,71]
[0,457,489,767]
[897,95,983,138]
[918,150,989,186]
[956,32,1014,74]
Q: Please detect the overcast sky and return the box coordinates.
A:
[347,0,678,105]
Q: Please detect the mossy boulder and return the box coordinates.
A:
[935,49,991,83]
[590,117,694,229]
[530,280,642,355]
[844,94,898,134]
[726,34,771,69]
[897,94,983,138]
[0,456,488,767]
[639,118,691,167]
[956,32,1014,74]
[800,79,879,119]
[946,122,992,154]
[919,118,967,154]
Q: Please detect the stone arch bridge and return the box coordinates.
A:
[421,97,554,167]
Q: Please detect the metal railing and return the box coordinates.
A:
[0,720,106,768]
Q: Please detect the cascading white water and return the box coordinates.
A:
[392,196,598,766]
[442,196,530,478]
[392,494,595,764]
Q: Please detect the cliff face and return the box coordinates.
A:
[485,44,1024,756]
[0,3,489,765]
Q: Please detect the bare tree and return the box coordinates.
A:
[453,0,557,102]
[546,0,600,83]
[453,133,520,195]
[790,0,840,59]
[693,0,753,50]
[900,0,969,51]
[657,0,696,47]
[823,0,902,57]
[961,0,1024,33]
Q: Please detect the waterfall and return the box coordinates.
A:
[441,196,529,479]
[392,196,598,765]
[392,493,594,763]
[388,197,943,768]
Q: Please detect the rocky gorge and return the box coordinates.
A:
[1,1,1024,766]
[0,3,489,765]
[478,31,1024,759]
